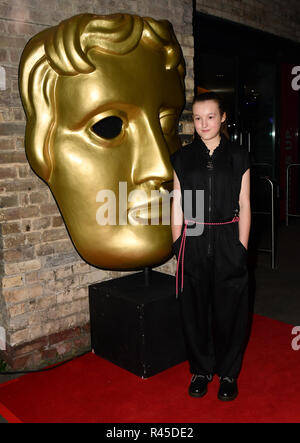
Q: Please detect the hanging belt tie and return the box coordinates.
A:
[175,216,240,298]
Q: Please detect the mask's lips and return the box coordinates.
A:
[127,197,165,225]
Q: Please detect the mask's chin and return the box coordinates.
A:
[73,223,172,270]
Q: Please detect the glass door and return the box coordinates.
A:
[238,59,277,180]
[238,59,278,258]
[196,53,278,258]
[196,54,278,175]
[196,52,238,141]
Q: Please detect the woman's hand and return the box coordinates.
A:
[238,168,251,249]
[171,170,183,252]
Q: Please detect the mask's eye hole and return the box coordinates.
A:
[91,116,123,139]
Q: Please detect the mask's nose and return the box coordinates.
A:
[131,114,173,187]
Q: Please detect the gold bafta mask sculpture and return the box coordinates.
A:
[19,13,185,270]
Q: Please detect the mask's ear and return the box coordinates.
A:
[19,30,57,183]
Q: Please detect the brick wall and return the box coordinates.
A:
[196,0,300,43]
[0,0,194,369]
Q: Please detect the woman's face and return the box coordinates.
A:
[192,100,226,142]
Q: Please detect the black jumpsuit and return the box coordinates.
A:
[170,133,251,379]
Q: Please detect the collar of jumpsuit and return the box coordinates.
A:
[194,131,224,157]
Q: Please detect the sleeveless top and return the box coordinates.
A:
[170,132,251,225]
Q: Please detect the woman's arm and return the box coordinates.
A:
[171,169,183,242]
[238,168,251,249]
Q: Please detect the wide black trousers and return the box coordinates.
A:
[177,222,249,379]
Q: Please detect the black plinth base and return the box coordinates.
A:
[88,270,187,378]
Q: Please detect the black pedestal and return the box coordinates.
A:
[88,270,187,378]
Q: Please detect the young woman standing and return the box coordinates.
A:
[170,92,251,401]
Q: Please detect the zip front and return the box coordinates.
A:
[207,156,214,256]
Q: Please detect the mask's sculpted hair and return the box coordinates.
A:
[43,13,185,75]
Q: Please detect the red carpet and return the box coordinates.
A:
[0,314,300,423]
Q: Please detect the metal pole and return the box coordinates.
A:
[261,177,275,269]
[269,178,275,269]
[286,165,290,227]
[143,267,151,286]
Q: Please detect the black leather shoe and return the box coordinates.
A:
[189,374,213,398]
[218,377,238,401]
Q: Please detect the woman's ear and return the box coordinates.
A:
[221,111,227,123]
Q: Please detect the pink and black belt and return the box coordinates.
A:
[175,216,240,298]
